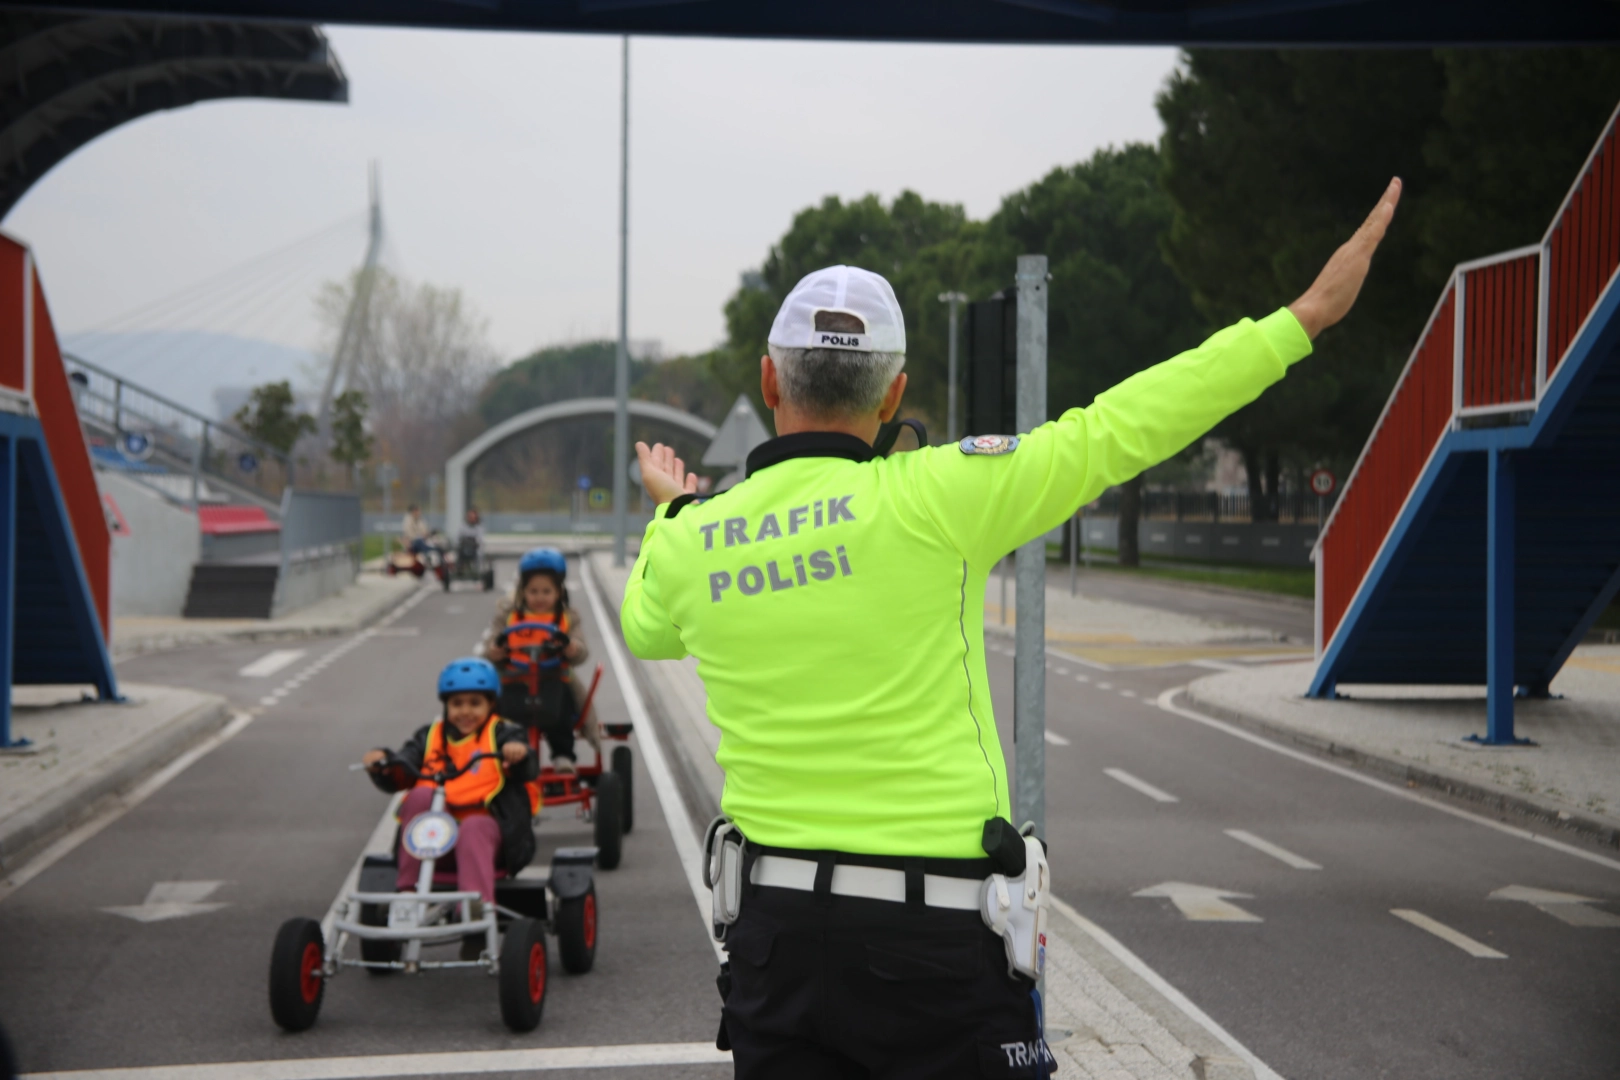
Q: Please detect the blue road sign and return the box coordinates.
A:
[118,431,153,462]
[238,452,259,474]
[577,475,592,491]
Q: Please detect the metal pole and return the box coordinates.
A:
[0,433,21,749]
[1480,447,1523,745]
[1013,254,1048,840]
[611,35,632,568]
[1069,510,1077,596]
[939,291,967,443]
[113,379,123,434]
[191,422,207,510]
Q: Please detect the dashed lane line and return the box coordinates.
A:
[1224,829,1321,870]
[20,1042,731,1079]
[1390,909,1507,959]
[1044,731,1071,747]
[0,712,256,906]
[238,650,305,678]
[1104,767,1179,803]
[1157,687,1620,874]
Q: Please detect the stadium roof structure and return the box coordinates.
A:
[9,0,1618,45]
[0,12,347,219]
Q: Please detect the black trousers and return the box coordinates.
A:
[497,681,575,760]
[720,882,1053,1079]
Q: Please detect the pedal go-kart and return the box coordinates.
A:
[384,536,449,587]
[269,749,599,1034]
[442,533,496,593]
[496,621,633,870]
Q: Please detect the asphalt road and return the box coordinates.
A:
[1047,563,1316,645]
[0,559,726,1079]
[983,642,1620,1079]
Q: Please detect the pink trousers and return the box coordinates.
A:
[394,786,502,903]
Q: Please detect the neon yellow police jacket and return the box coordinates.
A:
[621,309,1313,858]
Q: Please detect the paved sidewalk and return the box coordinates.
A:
[588,552,1258,1080]
[0,684,230,873]
[1187,650,1620,849]
[111,572,420,659]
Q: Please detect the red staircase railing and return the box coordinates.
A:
[1316,101,1620,658]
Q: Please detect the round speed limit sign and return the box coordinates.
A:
[1309,468,1337,497]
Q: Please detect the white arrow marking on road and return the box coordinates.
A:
[1044,731,1071,746]
[1390,909,1506,958]
[238,649,304,678]
[1134,882,1261,922]
[1105,767,1179,803]
[1489,885,1620,927]
[1224,829,1322,870]
[102,881,229,923]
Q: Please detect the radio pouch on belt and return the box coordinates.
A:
[979,833,1050,980]
[703,816,745,942]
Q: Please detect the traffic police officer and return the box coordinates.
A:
[623,180,1402,1078]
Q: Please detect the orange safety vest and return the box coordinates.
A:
[415,717,505,815]
[503,609,572,682]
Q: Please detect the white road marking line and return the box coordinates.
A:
[20,1041,731,1079]
[1134,881,1261,922]
[321,793,404,941]
[580,558,725,962]
[0,712,255,906]
[1054,667,1071,676]
[1390,909,1506,958]
[1044,731,1071,746]
[258,695,279,707]
[1096,681,1113,690]
[1049,896,1284,1080]
[1224,829,1321,870]
[1104,767,1179,803]
[1489,884,1620,927]
[1074,674,1089,683]
[102,880,229,922]
[1156,688,1620,874]
[238,650,305,678]
[1120,689,1137,698]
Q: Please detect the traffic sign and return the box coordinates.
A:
[118,430,153,462]
[577,475,593,491]
[238,452,259,474]
[588,487,610,509]
[1309,468,1337,497]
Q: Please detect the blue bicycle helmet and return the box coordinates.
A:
[518,547,567,579]
[437,657,501,698]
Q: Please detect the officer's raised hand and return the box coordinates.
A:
[635,440,699,505]
[1288,177,1401,339]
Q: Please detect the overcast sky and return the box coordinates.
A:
[8,28,1178,366]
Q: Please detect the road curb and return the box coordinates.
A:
[0,692,232,874]
[1179,687,1620,852]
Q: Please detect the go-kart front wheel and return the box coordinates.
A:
[593,771,624,870]
[556,882,598,974]
[359,902,401,974]
[499,917,548,1032]
[269,917,326,1032]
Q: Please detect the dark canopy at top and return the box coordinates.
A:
[12,0,1620,45]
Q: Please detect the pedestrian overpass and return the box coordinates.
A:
[1311,104,1620,744]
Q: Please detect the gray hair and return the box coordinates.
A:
[768,344,905,418]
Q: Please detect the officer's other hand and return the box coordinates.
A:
[502,742,529,765]
[636,441,700,505]
[1288,177,1401,340]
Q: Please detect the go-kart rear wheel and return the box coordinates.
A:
[593,771,624,870]
[499,917,547,1033]
[556,883,598,974]
[611,745,633,834]
[482,568,495,591]
[359,902,400,974]
[269,917,326,1032]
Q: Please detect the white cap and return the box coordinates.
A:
[767,265,907,354]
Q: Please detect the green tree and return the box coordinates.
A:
[329,389,374,482]
[234,380,315,456]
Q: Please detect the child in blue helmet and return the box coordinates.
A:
[363,658,538,911]
[484,547,592,773]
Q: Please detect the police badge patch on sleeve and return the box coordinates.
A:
[959,434,1019,456]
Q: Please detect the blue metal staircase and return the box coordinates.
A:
[1311,104,1620,743]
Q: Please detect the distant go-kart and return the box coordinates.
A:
[443,533,496,593]
[495,621,632,870]
[384,537,449,587]
[269,749,599,1035]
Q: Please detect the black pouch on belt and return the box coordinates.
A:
[982,818,1027,877]
[714,961,732,1051]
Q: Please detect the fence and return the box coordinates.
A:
[1089,487,1337,525]
[275,489,361,616]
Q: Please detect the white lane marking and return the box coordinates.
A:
[1489,884,1620,927]
[580,558,725,962]
[257,696,279,707]
[1074,674,1090,683]
[1134,881,1262,922]
[1104,767,1179,803]
[1049,896,1284,1080]
[321,793,404,942]
[1390,909,1506,958]
[102,881,229,922]
[1044,731,1071,747]
[238,650,305,678]
[1054,667,1071,676]
[1120,689,1137,698]
[1096,681,1114,690]
[0,712,255,906]
[21,1041,731,1079]
[1224,829,1321,870]
[1156,688,1620,874]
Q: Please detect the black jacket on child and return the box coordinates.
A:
[368,717,539,876]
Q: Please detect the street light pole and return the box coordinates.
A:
[938,291,967,443]
[612,35,632,568]
[1013,255,1048,841]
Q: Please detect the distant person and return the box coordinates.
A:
[460,507,485,544]
[401,503,431,555]
[623,182,1403,1076]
